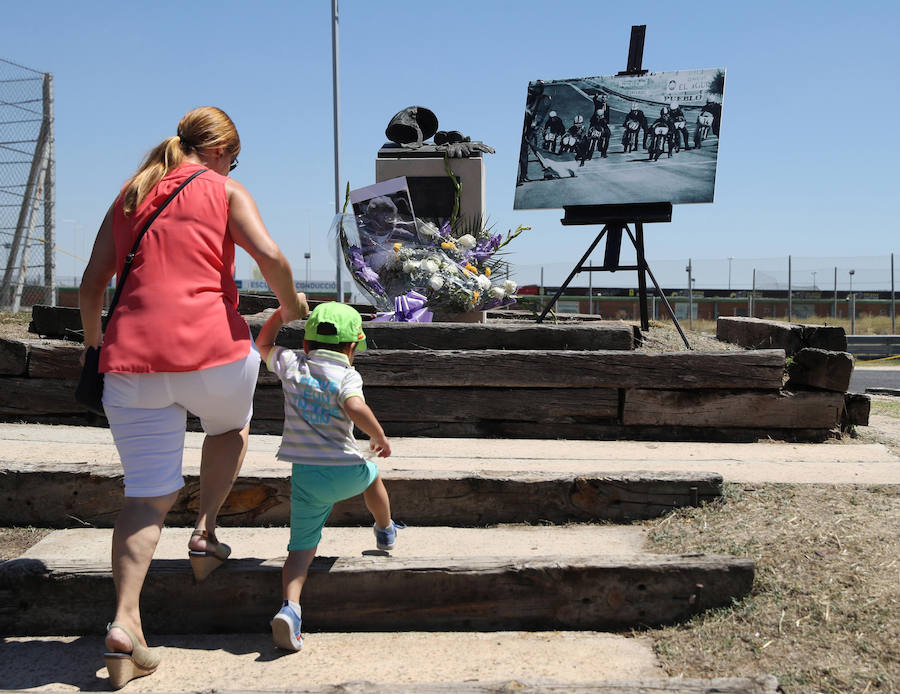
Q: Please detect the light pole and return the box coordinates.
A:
[304,252,311,287]
[811,271,817,290]
[728,256,733,290]
[849,269,855,334]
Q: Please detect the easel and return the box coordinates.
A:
[535,25,691,350]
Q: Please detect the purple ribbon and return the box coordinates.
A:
[372,290,433,323]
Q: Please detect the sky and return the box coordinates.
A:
[3,0,899,292]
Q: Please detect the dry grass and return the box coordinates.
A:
[0,310,32,340]
[643,484,900,692]
[0,527,51,561]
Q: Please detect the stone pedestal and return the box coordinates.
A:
[376,143,485,223]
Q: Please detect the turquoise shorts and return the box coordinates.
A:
[289,461,379,551]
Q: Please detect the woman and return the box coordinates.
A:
[79,106,307,689]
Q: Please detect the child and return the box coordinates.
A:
[255,298,400,652]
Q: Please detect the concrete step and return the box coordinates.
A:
[0,633,779,693]
[2,526,753,636]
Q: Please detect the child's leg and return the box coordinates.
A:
[363,473,391,529]
[282,548,318,603]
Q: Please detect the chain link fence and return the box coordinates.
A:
[0,57,54,310]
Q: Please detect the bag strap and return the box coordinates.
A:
[103,168,207,327]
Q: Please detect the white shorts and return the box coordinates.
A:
[102,345,261,498]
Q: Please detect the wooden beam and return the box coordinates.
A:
[0,553,754,635]
[252,386,620,423]
[623,389,844,429]
[0,463,722,527]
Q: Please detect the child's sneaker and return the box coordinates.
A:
[373,520,405,551]
[271,600,302,651]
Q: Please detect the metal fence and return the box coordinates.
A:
[0,57,54,310]
[511,254,897,295]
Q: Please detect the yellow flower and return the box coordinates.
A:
[393,242,402,252]
[484,267,491,277]
[441,241,456,250]
[472,291,480,302]
[464,263,478,274]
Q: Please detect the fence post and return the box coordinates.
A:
[787,255,792,322]
[832,267,837,319]
[892,252,896,334]
[750,268,755,317]
[42,73,55,307]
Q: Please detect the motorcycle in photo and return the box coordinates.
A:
[671,114,688,154]
[649,122,671,161]
[694,110,714,148]
[622,118,642,153]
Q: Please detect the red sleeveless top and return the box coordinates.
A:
[100,163,250,373]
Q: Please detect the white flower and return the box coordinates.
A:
[503,279,517,294]
[456,234,477,249]
[417,220,441,241]
[428,274,444,290]
[476,274,492,291]
[489,286,506,299]
[422,259,439,274]
[403,260,420,274]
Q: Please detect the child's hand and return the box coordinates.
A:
[369,436,391,458]
[296,292,310,319]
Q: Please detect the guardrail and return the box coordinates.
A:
[847,335,900,361]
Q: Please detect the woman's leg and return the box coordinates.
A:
[105,491,179,653]
[363,474,391,529]
[189,425,249,550]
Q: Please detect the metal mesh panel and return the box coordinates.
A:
[0,57,54,310]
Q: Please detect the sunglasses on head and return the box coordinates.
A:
[229,156,239,172]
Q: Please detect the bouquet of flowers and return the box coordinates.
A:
[335,179,528,321]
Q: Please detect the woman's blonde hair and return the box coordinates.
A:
[122,106,240,215]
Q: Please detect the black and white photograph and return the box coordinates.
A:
[349,177,418,272]
[515,67,725,209]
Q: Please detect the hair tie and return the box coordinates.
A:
[177,134,191,148]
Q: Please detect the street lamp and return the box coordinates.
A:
[849,269,856,333]
[304,252,311,286]
[811,271,817,290]
[728,256,733,290]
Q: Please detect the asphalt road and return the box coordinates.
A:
[849,366,900,393]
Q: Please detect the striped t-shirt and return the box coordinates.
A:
[266,347,366,465]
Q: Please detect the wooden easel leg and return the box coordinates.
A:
[634,223,649,331]
[625,226,691,349]
[537,226,609,323]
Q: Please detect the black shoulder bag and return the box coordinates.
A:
[75,169,207,414]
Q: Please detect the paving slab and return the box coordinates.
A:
[23,525,648,562]
[2,423,899,483]
[0,632,666,691]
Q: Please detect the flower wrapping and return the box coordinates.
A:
[335,197,528,318]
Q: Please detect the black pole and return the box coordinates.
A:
[635,222,649,330]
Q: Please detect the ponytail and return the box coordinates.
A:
[121,106,240,216]
[122,136,186,216]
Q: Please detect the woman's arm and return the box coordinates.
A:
[225,179,306,323]
[79,206,117,349]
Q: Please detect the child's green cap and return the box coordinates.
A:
[304,302,366,351]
